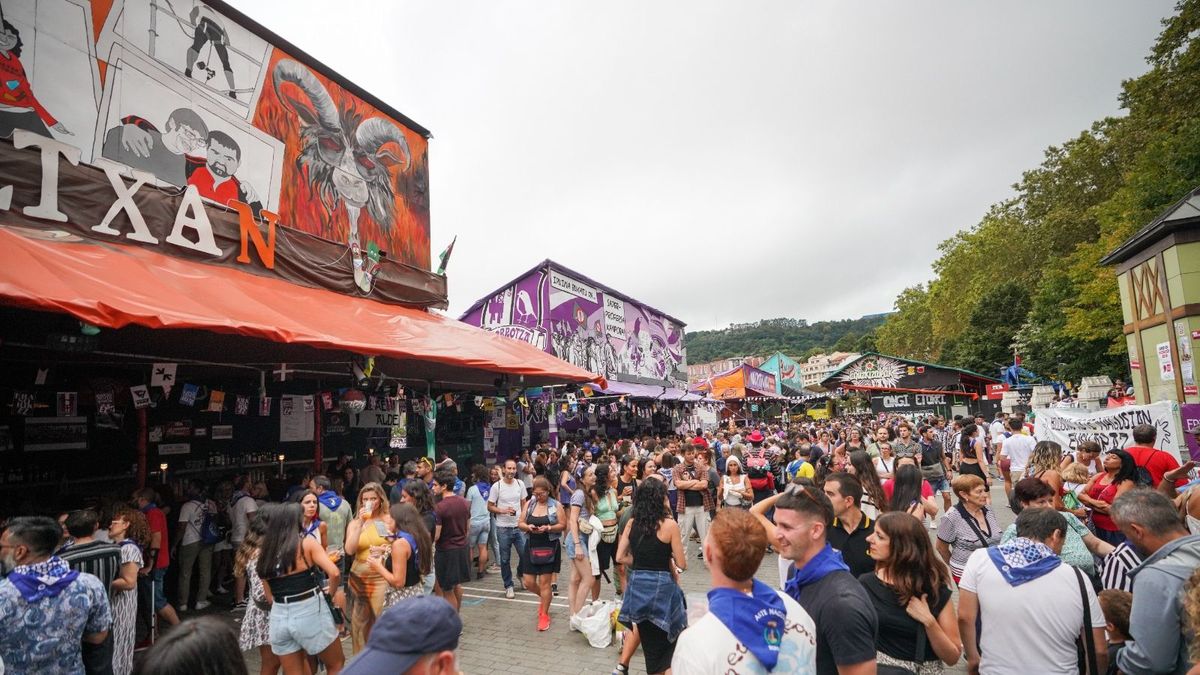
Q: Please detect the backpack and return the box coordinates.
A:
[1128,448,1159,487]
[745,450,770,479]
[200,500,229,545]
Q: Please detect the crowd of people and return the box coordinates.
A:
[4,411,1200,674]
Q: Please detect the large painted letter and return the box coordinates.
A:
[165,185,222,256]
[233,201,277,270]
[14,130,81,222]
[93,166,159,243]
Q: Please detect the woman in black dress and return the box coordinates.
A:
[519,476,565,632]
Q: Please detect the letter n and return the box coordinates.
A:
[233,201,277,269]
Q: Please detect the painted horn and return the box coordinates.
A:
[356,117,411,170]
[272,59,340,132]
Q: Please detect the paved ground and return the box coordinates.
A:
[229,480,1016,674]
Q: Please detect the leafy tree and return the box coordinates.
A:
[875,285,937,360]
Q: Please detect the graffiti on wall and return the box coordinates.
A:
[3,0,431,293]
[468,269,549,350]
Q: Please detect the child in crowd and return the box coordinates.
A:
[1098,589,1132,675]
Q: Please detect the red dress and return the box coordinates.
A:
[1087,479,1120,532]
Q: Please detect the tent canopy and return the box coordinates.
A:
[707,364,778,400]
[0,226,603,390]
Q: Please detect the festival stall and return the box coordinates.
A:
[818,352,999,419]
[0,1,600,510]
[460,260,717,450]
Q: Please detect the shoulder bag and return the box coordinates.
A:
[1074,567,1098,675]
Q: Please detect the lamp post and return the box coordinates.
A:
[159,462,168,481]
[277,453,285,478]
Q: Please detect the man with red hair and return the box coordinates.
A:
[673,509,817,673]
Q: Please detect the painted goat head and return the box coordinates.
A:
[272,59,410,229]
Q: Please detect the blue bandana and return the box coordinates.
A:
[7,557,80,603]
[708,579,788,671]
[392,530,420,571]
[477,481,492,500]
[783,543,849,601]
[303,518,322,538]
[317,492,343,513]
[986,537,1061,586]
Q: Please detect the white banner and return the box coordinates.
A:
[1035,400,1180,453]
[550,269,598,303]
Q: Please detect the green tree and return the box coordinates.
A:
[876,284,937,360]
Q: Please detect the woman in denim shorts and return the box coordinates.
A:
[257,503,344,674]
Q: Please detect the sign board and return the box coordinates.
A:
[604,296,627,340]
[1179,404,1200,462]
[352,409,405,428]
[985,383,1010,400]
[550,270,598,303]
[870,394,950,418]
[1035,401,1180,453]
[746,368,777,395]
[158,443,190,456]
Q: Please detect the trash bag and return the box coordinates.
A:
[575,600,616,648]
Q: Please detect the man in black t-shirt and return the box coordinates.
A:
[750,483,878,675]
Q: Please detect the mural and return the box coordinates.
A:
[463,263,687,386]
[759,352,804,394]
[1,0,432,293]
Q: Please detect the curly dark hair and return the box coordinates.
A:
[402,479,436,517]
[629,476,669,544]
[110,506,150,550]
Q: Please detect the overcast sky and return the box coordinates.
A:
[230,1,1176,331]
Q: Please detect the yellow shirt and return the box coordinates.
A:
[351,517,390,577]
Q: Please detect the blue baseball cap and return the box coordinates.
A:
[343,596,461,674]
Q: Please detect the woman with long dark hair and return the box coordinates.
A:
[567,465,598,616]
[592,463,621,595]
[862,513,962,673]
[294,490,327,548]
[637,457,659,482]
[1079,449,1138,545]
[848,450,887,519]
[369,503,431,610]
[956,423,989,487]
[400,479,437,594]
[256,503,343,674]
[886,463,939,518]
[614,477,687,675]
[235,513,278,675]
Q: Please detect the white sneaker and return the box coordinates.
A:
[505,587,515,599]
[195,600,211,611]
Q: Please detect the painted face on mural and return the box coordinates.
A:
[0,25,18,53]
[206,135,241,179]
[163,116,208,155]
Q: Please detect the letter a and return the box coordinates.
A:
[93,166,158,243]
[14,129,81,222]
[165,185,222,256]
[232,201,277,269]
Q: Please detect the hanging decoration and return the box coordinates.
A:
[130,385,151,409]
[341,389,367,414]
[179,383,200,407]
[151,363,177,396]
[321,392,333,411]
[235,395,250,415]
[259,397,273,416]
[208,390,226,412]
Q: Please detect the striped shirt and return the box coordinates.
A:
[60,540,122,591]
[1100,542,1142,592]
[937,506,1001,579]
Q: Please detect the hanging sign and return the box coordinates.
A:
[130,385,151,409]
[208,390,226,412]
[158,443,191,456]
[151,363,178,395]
[179,384,200,407]
[280,395,314,442]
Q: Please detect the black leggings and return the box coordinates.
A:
[192,19,232,71]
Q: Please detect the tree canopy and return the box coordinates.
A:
[876,0,1200,383]
[685,315,887,364]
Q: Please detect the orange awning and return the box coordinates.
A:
[0,225,604,389]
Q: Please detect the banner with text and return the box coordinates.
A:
[1035,400,1180,453]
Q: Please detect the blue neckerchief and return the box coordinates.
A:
[231,491,249,506]
[783,543,850,600]
[317,491,343,512]
[303,518,321,538]
[139,502,157,514]
[477,481,492,500]
[7,557,80,603]
[987,537,1061,586]
[708,579,788,671]
[391,530,420,571]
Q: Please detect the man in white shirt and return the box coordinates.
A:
[173,479,217,611]
[228,474,258,611]
[673,508,817,674]
[958,508,1107,675]
[487,458,528,599]
[997,418,1036,502]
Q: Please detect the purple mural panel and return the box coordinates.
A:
[466,269,550,350]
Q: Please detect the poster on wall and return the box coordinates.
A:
[1035,401,1180,453]
[1179,404,1200,462]
[279,395,313,442]
[1158,341,1176,381]
[1176,322,1196,389]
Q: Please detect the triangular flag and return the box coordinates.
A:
[436,235,457,276]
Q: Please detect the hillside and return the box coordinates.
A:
[685,315,888,363]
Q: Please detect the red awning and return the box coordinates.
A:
[0,225,604,388]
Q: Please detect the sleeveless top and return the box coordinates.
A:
[631,527,673,571]
[265,547,319,597]
[389,531,421,587]
[351,518,391,577]
[722,474,747,505]
[594,492,619,522]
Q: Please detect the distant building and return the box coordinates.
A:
[688,356,764,386]
[801,352,860,389]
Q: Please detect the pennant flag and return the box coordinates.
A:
[321,392,333,410]
[273,363,293,382]
[302,396,315,412]
[179,383,199,407]
[474,396,483,407]
[235,395,250,415]
[35,368,48,385]
[151,363,177,395]
[130,385,150,409]
[259,397,272,416]
[207,390,225,412]
[436,235,457,276]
